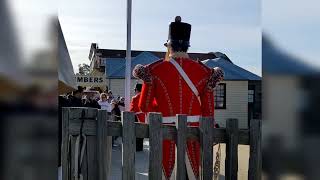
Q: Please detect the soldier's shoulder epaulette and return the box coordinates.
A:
[196,59,206,66]
[132,59,164,83]
[207,67,225,91]
[195,60,211,73]
[147,58,164,70]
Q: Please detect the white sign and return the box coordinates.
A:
[75,75,107,87]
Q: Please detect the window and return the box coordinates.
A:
[248,85,255,103]
[248,90,255,103]
[214,83,226,109]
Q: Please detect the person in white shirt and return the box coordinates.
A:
[98,93,112,114]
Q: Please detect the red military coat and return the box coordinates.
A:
[133,57,223,179]
[130,93,146,123]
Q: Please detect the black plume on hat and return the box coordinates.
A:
[165,16,191,47]
[135,83,142,92]
[77,86,84,92]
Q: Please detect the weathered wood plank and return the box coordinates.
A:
[87,136,98,180]
[105,121,176,140]
[225,119,239,180]
[236,129,249,145]
[105,122,177,140]
[214,128,249,145]
[186,127,199,140]
[122,111,136,180]
[81,119,249,144]
[187,127,249,145]
[162,125,177,140]
[63,108,99,180]
[105,121,148,138]
[107,121,122,136]
[135,122,148,138]
[72,135,90,180]
[68,107,98,120]
[148,113,163,180]
[69,120,249,144]
[70,136,76,180]
[69,119,97,136]
[97,110,110,180]
[248,119,262,180]
[199,117,214,180]
[80,139,88,180]
[105,136,112,179]
[176,115,187,180]
[62,108,70,180]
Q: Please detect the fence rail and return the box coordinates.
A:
[62,107,261,180]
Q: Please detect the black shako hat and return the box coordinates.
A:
[134,83,142,92]
[164,16,191,47]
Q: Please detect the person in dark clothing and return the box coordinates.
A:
[68,86,84,107]
[106,90,114,103]
[84,98,100,109]
[111,99,121,121]
[110,99,121,146]
[83,88,101,109]
[118,97,125,112]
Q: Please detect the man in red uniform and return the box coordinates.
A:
[130,83,146,151]
[133,16,224,180]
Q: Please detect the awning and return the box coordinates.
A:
[58,19,77,94]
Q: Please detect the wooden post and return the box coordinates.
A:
[84,108,99,180]
[225,118,239,180]
[62,107,99,180]
[122,111,136,180]
[199,116,214,180]
[148,113,163,180]
[68,107,97,119]
[105,120,113,180]
[248,119,262,180]
[176,115,187,179]
[62,108,70,180]
[87,136,98,179]
[97,110,112,180]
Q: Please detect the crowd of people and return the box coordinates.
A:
[58,86,129,151]
[59,86,126,121]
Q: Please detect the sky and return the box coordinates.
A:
[58,0,262,75]
[8,0,320,77]
[263,0,320,70]
[8,0,56,64]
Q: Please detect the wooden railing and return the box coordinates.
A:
[61,107,261,180]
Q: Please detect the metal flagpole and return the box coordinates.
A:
[124,0,132,111]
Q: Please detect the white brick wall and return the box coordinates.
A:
[214,81,248,129]
[107,79,137,99]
